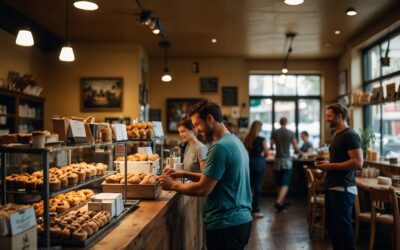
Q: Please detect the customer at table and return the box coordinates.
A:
[244,120,268,218]
[177,115,208,173]
[270,117,300,212]
[299,130,314,156]
[159,99,252,250]
[315,103,363,250]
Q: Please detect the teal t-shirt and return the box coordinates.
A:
[203,133,252,230]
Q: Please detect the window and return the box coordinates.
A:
[363,30,400,158]
[249,74,321,148]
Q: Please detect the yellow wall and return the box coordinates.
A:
[149,57,338,143]
[43,43,146,129]
[0,29,45,89]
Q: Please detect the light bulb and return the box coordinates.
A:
[162,73,172,82]
[281,68,288,74]
[152,28,160,35]
[346,6,357,16]
[284,0,304,5]
[73,0,98,11]
[59,45,75,62]
[16,29,34,47]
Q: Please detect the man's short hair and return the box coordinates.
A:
[301,131,309,137]
[189,99,223,122]
[279,117,287,126]
[327,103,348,120]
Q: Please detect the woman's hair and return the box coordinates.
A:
[177,116,194,130]
[244,121,262,150]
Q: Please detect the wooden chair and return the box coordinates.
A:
[354,190,372,243]
[368,187,400,250]
[305,168,325,240]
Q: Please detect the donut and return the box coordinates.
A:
[72,228,88,241]
[81,223,94,236]
[87,221,99,233]
[56,200,70,213]
[81,189,94,199]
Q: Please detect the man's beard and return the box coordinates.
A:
[202,124,214,141]
[328,120,337,128]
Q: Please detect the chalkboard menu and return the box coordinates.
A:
[238,117,249,128]
[222,86,238,106]
[200,77,218,93]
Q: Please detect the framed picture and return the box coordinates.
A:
[386,83,396,100]
[104,117,131,125]
[371,86,383,102]
[222,86,238,106]
[167,98,201,133]
[337,94,350,107]
[200,77,218,93]
[81,77,123,112]
[338,70,348,96]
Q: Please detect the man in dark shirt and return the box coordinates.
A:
[316,103,363,250]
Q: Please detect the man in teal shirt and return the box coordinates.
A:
[159,99,252,250]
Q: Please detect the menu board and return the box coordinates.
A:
[200,77,218,93]
[222,87,238,106]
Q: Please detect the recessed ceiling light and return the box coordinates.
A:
[346,6,357,16]
[284,0,304,5]
[334,30,341,35]
[211,38,217,43]
[73,0,98,11]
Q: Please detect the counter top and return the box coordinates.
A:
[365,160,400,168]
[356,177,400,193]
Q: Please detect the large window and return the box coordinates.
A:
[249,74,321,148]
[363,30,400,158]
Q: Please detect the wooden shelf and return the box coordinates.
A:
[18,116,43,121]
[0,114,15,117]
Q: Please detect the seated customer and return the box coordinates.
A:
[299,131,314,156]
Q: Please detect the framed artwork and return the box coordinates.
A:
[371,86,383,102]
[338,70,348,96]
[104,117,131,125]
[337,95,350,107]
[166,98,201,133]
[81,77,123,112]
[222,86,238,106]
[386,83,396,100]
[200,77,218,93]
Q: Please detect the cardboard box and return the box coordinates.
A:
[0,226,37,250]
[90,193,123,217]
[102,182,161,199]
[0,206,36,236]
[52,118,69,141]
[115,159,159,174]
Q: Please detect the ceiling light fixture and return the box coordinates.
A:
[151,18,161,35]
[284,0,304,6]
[211,38,217,43]
[346,6,357,16]
[59,0,75,62]
[73,0,98,11]
[160,41,172,82]
[281,32,296,74]
[136,0,168,40]
[334,30,341,35]
[16,0,34,47]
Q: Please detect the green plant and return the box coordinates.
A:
[359,127,376,150]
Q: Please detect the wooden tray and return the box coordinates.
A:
[101,181,161,199]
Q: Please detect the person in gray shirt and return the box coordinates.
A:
[270,117,300,212]
[177,116,208,173]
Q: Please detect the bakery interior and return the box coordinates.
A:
[0,0,400,249]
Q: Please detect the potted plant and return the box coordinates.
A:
[359,127,376,159]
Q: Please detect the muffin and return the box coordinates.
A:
[66,173,78,185]
[49,178,61,191]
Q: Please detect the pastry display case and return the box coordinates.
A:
[0,136,164,248]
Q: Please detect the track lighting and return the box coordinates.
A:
[346,6,357,16]
[73,0,98,11]
[16,0,34,47]
[136,0,168,39]
[151,18,161,35]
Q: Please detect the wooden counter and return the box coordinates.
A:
[364,160,400,177]
[356,177,400,194]
[73,191,204,250]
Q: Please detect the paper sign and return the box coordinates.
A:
[69,120,86,138]
[138,146,152,155]
[115,144,126,158]
[152,121,164,138]
[112,124,128,141]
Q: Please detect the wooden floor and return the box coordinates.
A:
[246,195,332,250]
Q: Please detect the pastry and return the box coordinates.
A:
[36,179,44,190]
[81,189,94,199]
[72,228,88,241]
[81,223,94,236]
[49,178,61,191]
[5,174,18,189]
[25,176,37,191]
[148,154,159,161]
[59,227,71,239]
[14,176,27,189]
[127,175,141,184]
[95,163,107,175]
[66,173,78,185]
[32,171,43,178]
[58,175,68,187]
[74,169,86,182]
[56,200,70,213]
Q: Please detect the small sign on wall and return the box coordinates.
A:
[222,86,238,106]
[200,77,218,93]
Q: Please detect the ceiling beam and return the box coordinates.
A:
[0,1,63,52]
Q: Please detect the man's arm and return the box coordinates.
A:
[163,168,202,181]
[291,138,300,154]
[262,139,269,157]
[159,174,218,197]
[316,148,363,171]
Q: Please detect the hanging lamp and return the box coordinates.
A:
[160,41,172,82]
[16,0,34,47]
[59,0,75,62]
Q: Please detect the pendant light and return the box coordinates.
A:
[73,0,98,11]
[59,0,75,62]
[160,41,172,82]
[16,0,34,47]
[345,6,357,16]
[281,32,296,75]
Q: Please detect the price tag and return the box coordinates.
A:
[68,120,87,143]
[115,144,126,158]
[152,121,164,138]
[112,124,128,141]
[138,146,152,155]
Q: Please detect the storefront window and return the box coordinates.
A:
[365,45,381,81]
[382,102,400,158]
[249,74,321,147]
[381,34,400,76]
